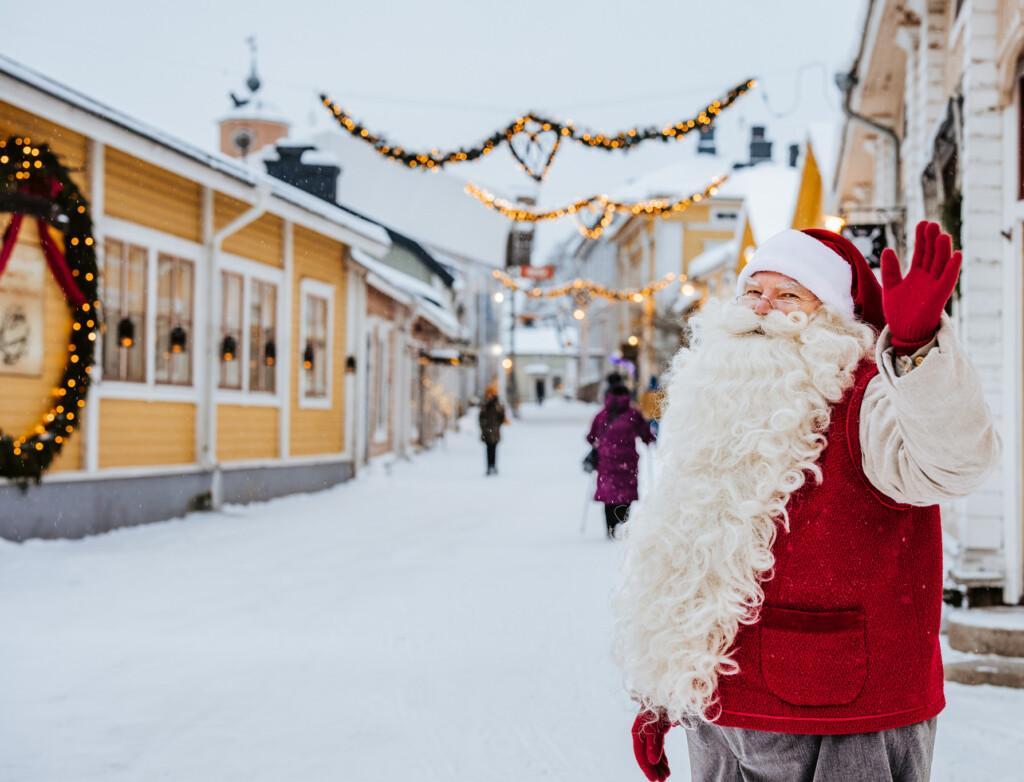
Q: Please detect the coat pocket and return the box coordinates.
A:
[759,605,868,707]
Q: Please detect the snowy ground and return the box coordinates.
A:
[1,399,1021,782]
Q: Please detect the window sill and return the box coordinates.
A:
[216,391,283,408]
[96,381,198,404]
[298,396,332,410]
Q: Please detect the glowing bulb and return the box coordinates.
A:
[823,214,846,233]
[493,292,505,304]
[490,344,503,356]
[502,358,513,370]
[682,283,696,296]
[627,335,639,347]
[573,308,586,321]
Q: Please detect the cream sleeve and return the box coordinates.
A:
[859,316,1001,506]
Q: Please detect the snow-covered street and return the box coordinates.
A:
[1,400,1021,782]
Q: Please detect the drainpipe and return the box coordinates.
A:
[835,0,903,219]
[200,184,271,509]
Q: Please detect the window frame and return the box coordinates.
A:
[155,252,195,387]
[298,277,335,410]
[101,237,149,384]
[215,253,284,408]
[97,218,201,403]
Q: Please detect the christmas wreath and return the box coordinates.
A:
[0,135,99,483]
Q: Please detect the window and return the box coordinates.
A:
[376,327,391,440]
[249,279,277,393]
[102,238,147,382]
[299,279,334,407]
[219,271,243,389]
[155,254,194,385]
[303,293,329,399]
[374,327,391,442]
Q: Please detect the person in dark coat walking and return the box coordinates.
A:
[479,383,506,476]
[586,384,655,538]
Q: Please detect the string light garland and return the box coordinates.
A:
[0,136,99,484]
[320,79,756,182]
[491,269,681,302]
[466,175,728,240]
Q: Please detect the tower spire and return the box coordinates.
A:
[245,35,261,94]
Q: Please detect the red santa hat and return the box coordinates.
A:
[735,228,886,331]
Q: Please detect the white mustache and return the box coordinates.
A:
[696,300,811,340]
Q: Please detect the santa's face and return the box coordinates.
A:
[737,271,821,317]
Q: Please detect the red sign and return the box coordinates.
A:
[518,264,554,281]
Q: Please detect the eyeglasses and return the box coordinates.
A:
[737,289,816,312]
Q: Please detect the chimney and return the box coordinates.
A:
[264,144,341,203]
[748,125,773,166]
[788,143,801,168]
[697,125,716,156]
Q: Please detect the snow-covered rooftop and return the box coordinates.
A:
[512,325,578,356]
[0,55,388,250]
[351,249,462,340]
[687,240,738,279]
[722,164,800,243]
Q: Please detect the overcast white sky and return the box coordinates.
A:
[4,0,866,247]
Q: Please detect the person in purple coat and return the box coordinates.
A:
[586,384,655,539]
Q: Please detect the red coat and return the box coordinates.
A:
[714,362,944,735]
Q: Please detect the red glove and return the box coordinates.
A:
[880,220,962,352]
[631,710,671,781]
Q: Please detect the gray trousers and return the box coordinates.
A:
[685,719,937,782]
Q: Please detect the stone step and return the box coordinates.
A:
[944,654,1024,688]
[947,607,1024,658]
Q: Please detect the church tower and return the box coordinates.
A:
[218,37,290,159]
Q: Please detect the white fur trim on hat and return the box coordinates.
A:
[735,229,854,317]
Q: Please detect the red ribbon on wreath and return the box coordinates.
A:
[0,178,86,307]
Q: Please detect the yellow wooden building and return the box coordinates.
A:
[0,58,391,539]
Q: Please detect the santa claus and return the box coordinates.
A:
[614,221,999,781]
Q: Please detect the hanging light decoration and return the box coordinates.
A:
[319,79,756,182]
[117,316,135,348]
[221,334,237,362]
[303,341,315,370]
[464,174,727,240]
[264,339,277,367]
[169,325,187,354]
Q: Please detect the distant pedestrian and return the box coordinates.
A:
[586,384,655,539]
[639,375,664,437]
[603,371,623,402]
[479,383,506,476]
[535,377,546,406]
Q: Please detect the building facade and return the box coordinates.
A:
[832,0,1024,605]
[0,57,390,539]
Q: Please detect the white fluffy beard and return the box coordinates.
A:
[611,299,876,724]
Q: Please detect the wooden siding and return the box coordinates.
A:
[105,147,202,241]
[1,223,82,472]
[0,101,89,198]
[217,405,278,461]
[290,227,347,457]
[99,400,195,468]
[214,193,283,266]
[791,145,824,230]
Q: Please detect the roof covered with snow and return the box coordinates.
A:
[687,240,738,279]
[0,55,390,250]
[351,249,462,340]
[723,164,800,243]
[512,325,578,356]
